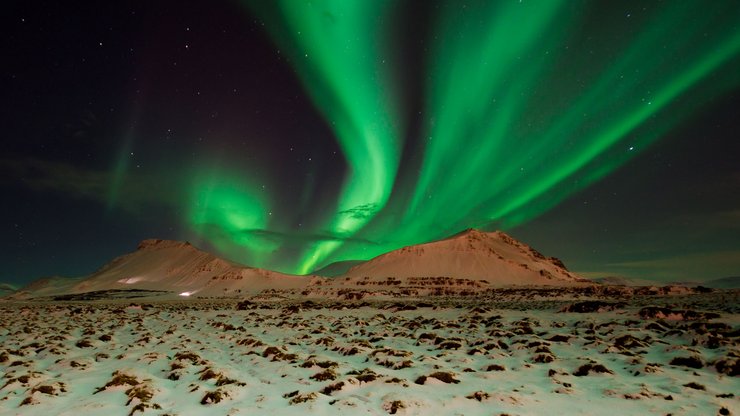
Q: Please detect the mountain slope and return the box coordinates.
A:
[703,276,740,289]
[590,276,660,286]
[0,282,19,298]
[336,229,586,287]
[17,239,312,298]
[312,260,365,277]
[74,239,312,296]
[667,276,740,289]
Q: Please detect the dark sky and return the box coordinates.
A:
[2,0,739,286]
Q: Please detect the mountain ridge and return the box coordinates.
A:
[9,229,598,299]
[10,238,311,299]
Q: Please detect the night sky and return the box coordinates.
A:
[3,0,739,287]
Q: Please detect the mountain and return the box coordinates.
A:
[588,275,740,289]
[11,276,86,298]
[0,283,19,297]
[668,276,740,289]
[703,276,740,289]
[312,260,365,277]
[590,276,660,286]
[310,229,589,295]
[10,230,594,300]
[14,239,312,299]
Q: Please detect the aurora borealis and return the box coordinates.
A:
[2,0,740,285]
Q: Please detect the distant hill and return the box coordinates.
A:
[590,276,660,286]
[669,276,740,289]
[591,275,740,289]
[703,276,740,289]
[0,283,19,297]
[13,276,85,298]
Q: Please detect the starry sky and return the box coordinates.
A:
[2,0,740,286]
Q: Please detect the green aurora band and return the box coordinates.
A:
[186,0,740,275]
[246,0,403,274]
[189,167,276,267]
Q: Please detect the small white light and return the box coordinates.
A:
[179,292,191,297]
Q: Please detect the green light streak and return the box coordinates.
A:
[246,0,403,273]
[404,0,572,236]
[477,3,740,224]
[201,1,740,274]
[189,168,277,266]
[488,29,740,224]
[394,0,740,249]
[106,135,131,211]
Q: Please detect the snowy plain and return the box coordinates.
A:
[1,293,738,415]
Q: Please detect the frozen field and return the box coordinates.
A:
[1,292,738,415]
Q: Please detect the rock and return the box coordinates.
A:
[574,363,613,376]
[669,356,704,369]
[560,301,626,313]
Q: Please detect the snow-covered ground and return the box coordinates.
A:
[1,293,738,415]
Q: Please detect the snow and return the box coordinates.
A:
[2,232,737,414]
[1,295,737,415]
